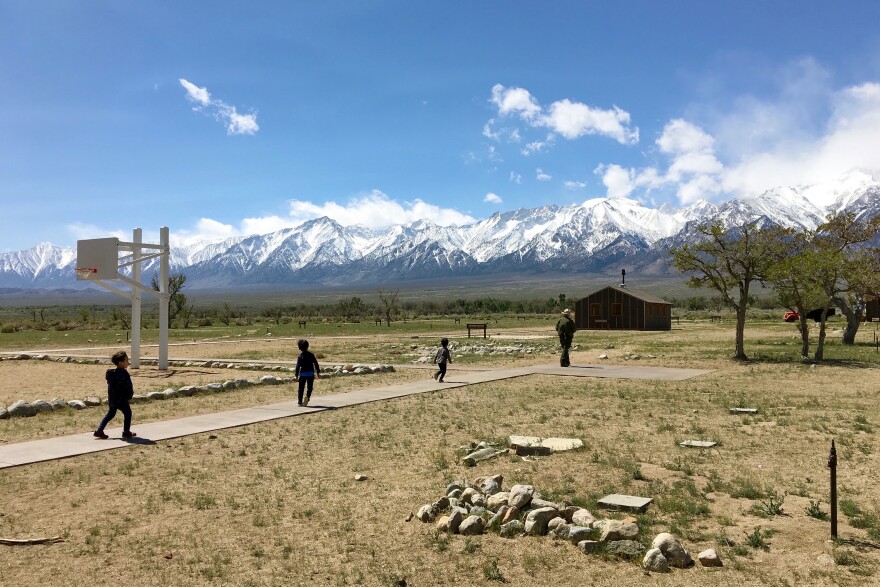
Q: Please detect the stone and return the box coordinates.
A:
[162,389,179,399]
[470,506,488,518]
[147,391,166,400]
[435,516,450,532]
[31,400,53,412]
[524,507,558,536]
[560,505,579,523]
[486,506,507,531]
[462,446,504,466]
[508,484,535,509]
[571,508,597,527]
[730,407,758,414]
[605,540,645,559]
[599,520,639,542]
[577,540,600,554]
[597,494,653,513]
[567,526,594,544]
[598,354,608,360]
[83,396,102,407]
[515,445,552,456]
[66,400,86,410]
[530,497,560,511]
[416,504,435,523]
[354,474,368,481]
[486,491,509,512]
[471,494,486,508]
[679,440,717,448]
[7,400,37,417]
[432,496,450,511]
[447,488,462,500]
[698,548,723,567]
[643,548,670,573]
[206,383,224,391]
[501,506,520,525]
[448,508,465,533]
[547,517,568,535]
[0,407,8,419]
[651,533,693,568]
[129,394,148,404]
[222,380,236,390]
[50,398,66,409]
[479,476,503,496]
[460,487,479,505]
[499,520,524,538]
[259,375,279,384]
[446,481,464,495]
[458,515,485,536]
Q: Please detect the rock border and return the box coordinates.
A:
[0,355,394,419]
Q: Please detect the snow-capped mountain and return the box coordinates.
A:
[2,172,878,290]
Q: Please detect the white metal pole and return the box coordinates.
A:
[158,226,169,370]
[131,228,142,369]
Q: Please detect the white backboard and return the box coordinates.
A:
[76,237,119,280]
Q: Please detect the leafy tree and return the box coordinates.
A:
[377,288,400,327]
[671,221,782,360]
[151,273,188,323]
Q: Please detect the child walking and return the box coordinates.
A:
[94,350,136,439]
[433,337,452,382]
[295,339,320,406]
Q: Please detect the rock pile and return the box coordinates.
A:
[414,476,720,572]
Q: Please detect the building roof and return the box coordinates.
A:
[578,285,672,305]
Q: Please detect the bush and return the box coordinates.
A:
[0,325,16,334]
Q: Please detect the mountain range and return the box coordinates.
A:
[2,170,878,291]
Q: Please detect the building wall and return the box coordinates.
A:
[574,287,671,331]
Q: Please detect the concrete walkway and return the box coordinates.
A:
[0,362,710,470]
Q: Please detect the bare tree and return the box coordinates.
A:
[377,288,400,327]
[151,273,188,323]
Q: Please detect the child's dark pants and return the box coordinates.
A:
[97,402,132,433]
[298,376,314,404]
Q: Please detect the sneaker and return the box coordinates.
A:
[297,402,302,406]
[122,431,136,439]
[433,372,439,380]
[302,397,309,407]
[93,430,108,439]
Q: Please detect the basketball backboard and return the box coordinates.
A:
[76,237,119,280]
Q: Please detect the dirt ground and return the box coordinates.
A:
[1,323,879,586]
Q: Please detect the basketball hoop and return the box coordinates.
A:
[74,267,98,279]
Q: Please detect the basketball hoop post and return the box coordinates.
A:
[131,228,142,369]
[158,227,169,370]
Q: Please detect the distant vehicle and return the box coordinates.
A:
[783,308,835,322]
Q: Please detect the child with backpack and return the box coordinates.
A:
[93,350,136,439]
[433,337,452,382]
[295,339,321,406]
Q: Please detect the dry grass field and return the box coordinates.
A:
[2,319,880,586]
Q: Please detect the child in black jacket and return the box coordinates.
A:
[94,350,136,439]
[295,339,321,406]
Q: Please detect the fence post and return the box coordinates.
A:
[828,439,838,540]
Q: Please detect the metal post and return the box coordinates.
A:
[131,228,142,369]
[828,439,838,540]
[158,226,169,370]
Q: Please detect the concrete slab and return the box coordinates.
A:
[679,440,717,448]
[597,494,653,513]
[508,435,584,451]
[730,407,758,414]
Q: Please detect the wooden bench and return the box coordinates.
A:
[672,315,680,324]
[517,316,526,321]
[375,319,382,326]
[454,317,461,324]
[466,323,487,338]
[709,314,722,322]
[298,320,307,328]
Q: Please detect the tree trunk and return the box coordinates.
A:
[734,305,748,361]
[834,295,863,345]
[815,306,832,361]
[798,317,810,358]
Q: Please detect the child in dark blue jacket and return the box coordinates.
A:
[295,339,321,406]
[94,350,136,439]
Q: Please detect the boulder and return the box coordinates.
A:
[479,475,503,496]
[487,492,509,512]
[50,398,67,409]
[471,493,486,508]
[577,540,600,554]
[129,394,148,404]
[698,548,723,567]
[435,516,450,532]
[445,481,464,495]
[432,496,450,511]
[447,488,462,500]
[31,400,53,412]
[651,533,693,568]
[416,504,435,523]
[460,487,479,505]
[643,548,670,573]
[530,497,561,511]
[571,508,597,527]
[501,506,520,525]
[486,506,507,531]
[162,389,179,399]
[600,520,639,542]
[0,407,8,419]
[547,517,568,536]
[177,386,197,397]
[66,400,86,410]
[508,484,534,509]
[567,526,595,544]
[146,391,166,400]
[448,509,465,534]
[524,507,558,536]
[83,396,102,406]
[7,400,37,417]
[458,515,485,536]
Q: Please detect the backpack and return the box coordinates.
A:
[434,348,445,364]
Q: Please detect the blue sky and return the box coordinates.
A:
[4,1,880,251]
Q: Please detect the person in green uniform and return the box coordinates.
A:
[556,308,576,367]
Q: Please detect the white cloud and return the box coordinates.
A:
[489,84,639,149]
[536,168,552,181]
[482,120,501,141]
[521,136,553,156]
[179,78,259,136]
[564,180,587,190]
[509,171,522,184]
[484,192,503,204]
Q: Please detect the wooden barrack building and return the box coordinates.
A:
[574,285,673,331]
